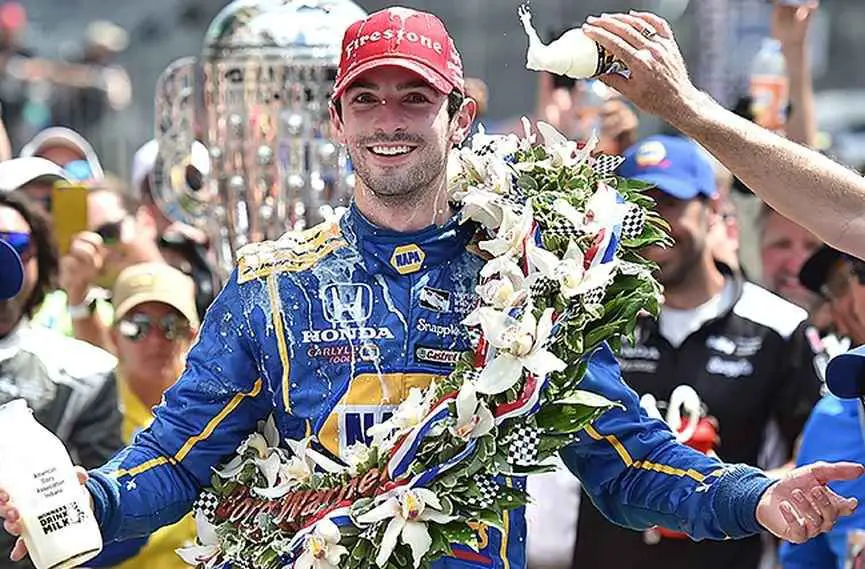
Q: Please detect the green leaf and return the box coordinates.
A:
[556,390,623,410]
[509,463,558,476]
[441,522,478,547]
[535,402,610,434]
[495,486,529,511]
[349,538,372,569]
[538,432,579,457]
[473,510,506,532]
[517,173,539,192]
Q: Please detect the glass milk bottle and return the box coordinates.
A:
[0,399,102,569]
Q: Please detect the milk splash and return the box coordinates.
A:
[518,3,627,79]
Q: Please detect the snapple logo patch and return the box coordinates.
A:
[390,244,425,275]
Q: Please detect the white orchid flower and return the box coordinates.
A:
[251,437,346,499]
[356,488,455,569]
[214,415,281,479]
[478,201,534,258]
[367,388,435,449]
[520,116,537,146]
[553,184,626,235]
[457,147,489,184]
[468,307,566,395]
[453,382,495,439]
[446,147,465,187]
[343,442,373,477]
[176,511,221,567]
[468,124,520,158]
[286,437,346,475]
[478,255,527,308]
[463,256,528,326]
[252,460,305,499]
[295,519,349,569]
[485,158,512,196]
[459,188,508,229]
[213,453,249,479]
[536,121,596,169]
[527,240,616,299]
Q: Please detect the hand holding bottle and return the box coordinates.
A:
[0,468,90,563]
[0,400,101,569]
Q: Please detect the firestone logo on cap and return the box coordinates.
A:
[343,28,445,61]
[333,7,464,101]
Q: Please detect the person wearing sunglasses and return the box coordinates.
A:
[87,262,198,569]
[52,177,165,353]
[775,251,865,567]
[0,190,122,569]
[800,246,865,353]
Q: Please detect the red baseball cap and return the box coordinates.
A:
[332,7,464,102]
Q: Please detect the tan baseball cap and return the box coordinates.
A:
[112,262,200,328]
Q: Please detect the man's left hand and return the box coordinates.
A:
[757,461,863,543]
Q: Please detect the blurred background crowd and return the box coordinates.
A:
[0,0,863,568]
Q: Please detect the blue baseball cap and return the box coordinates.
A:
[0,240,23,300]
[826,346,865,399]
[618,135,718,200]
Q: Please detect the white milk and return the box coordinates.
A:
[519,5,623,79]
[0,399,102,569]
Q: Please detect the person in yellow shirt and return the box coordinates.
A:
[92,261,200,569]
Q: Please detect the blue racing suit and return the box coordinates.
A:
[86,205,775,569]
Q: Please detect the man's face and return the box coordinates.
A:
[823,259,865,344]
[331,66,473,204]
[87,191,155,288]
[642,190,711,288]
[36,144,84,168]
[112,301,194,387]
[0,205,36,337]
[760,210,822,308]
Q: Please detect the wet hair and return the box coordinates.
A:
[0,191,59,317]
[332,88,465,121]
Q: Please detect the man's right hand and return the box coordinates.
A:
[0,468,89,561]
[581,11,704,130]
[59,233,105,305]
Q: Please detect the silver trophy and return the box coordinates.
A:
[150,0,367,280]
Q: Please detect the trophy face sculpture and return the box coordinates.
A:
[152,0,367,279]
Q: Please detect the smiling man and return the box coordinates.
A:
[0,7,862,568]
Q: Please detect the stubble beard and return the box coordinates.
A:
[349,140,446,207]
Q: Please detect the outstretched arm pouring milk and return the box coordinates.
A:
[522,6,865,262]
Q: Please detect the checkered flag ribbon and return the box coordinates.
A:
[581,286,606,306]
[541,223,582,240]
[232,556,254,569]
[621,203,646,240]
[529,276,558,298]
[592,154,625,177]
[193,491,220,524]
[506,424,540,466]
[464,474,499,509]
[499,194,527,216]
[475,140,498,156]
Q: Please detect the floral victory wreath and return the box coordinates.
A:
[178,118,670,569]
